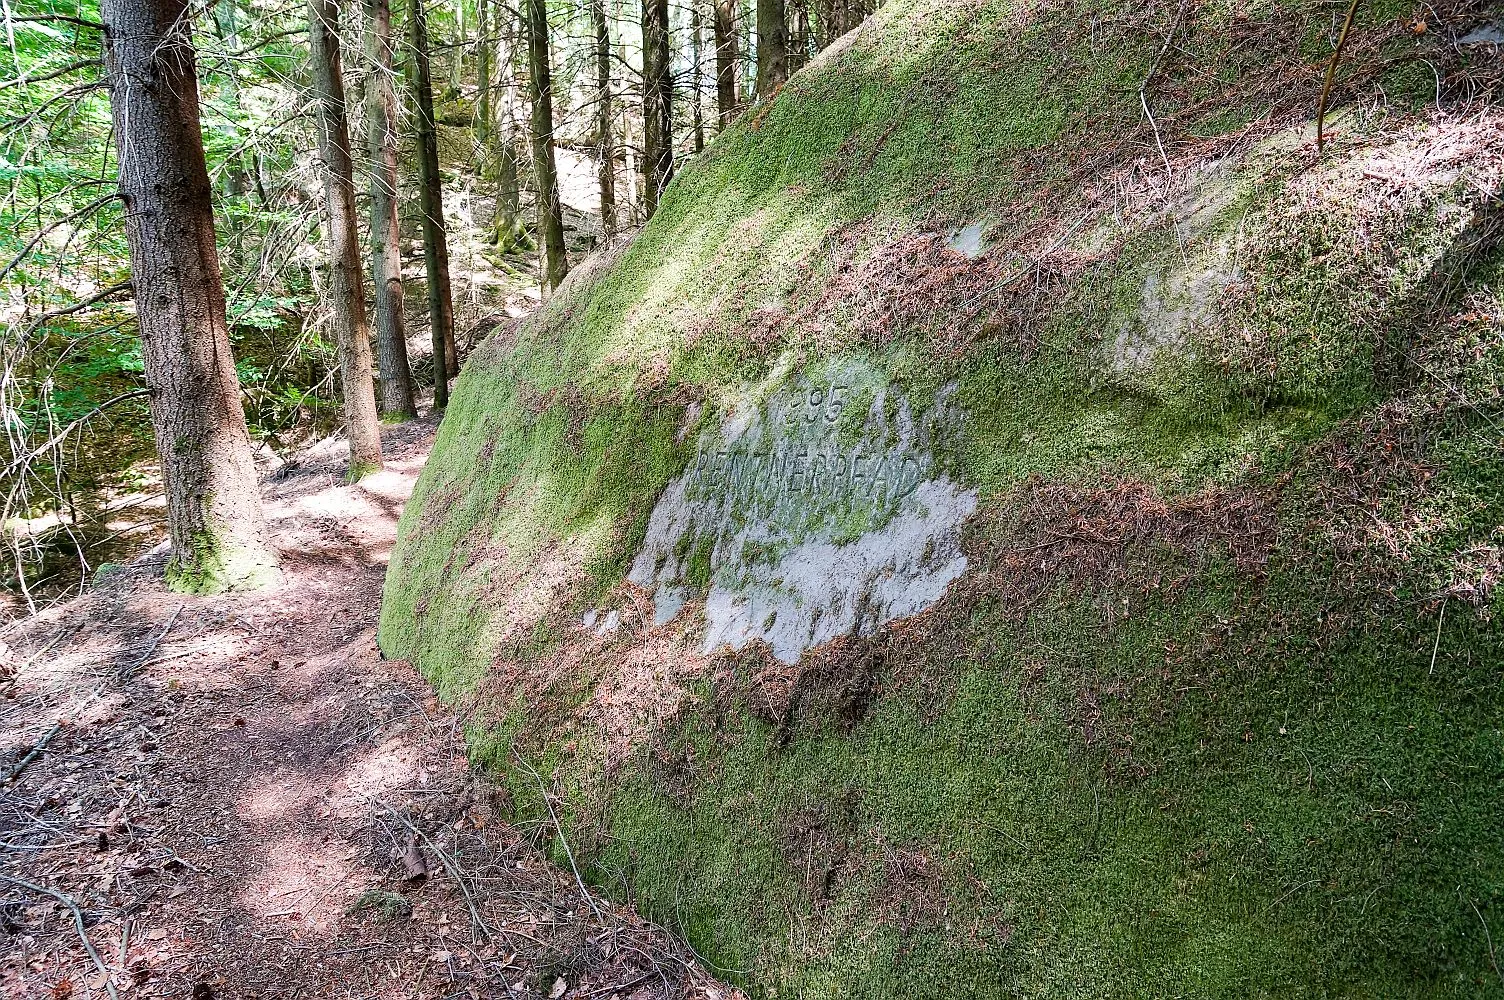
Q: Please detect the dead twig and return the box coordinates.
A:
[1466,891,1503,985]
[0,874,119,1000]
[1316,0,1363,156]
[120,603,184,679]
[4,720,62,784]
[1140,0,1189,181]
[510,746,608,926]
[373,799,490,940]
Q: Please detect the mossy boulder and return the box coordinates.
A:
[381,2,1504,995]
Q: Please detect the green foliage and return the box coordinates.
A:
[0,0,344,594]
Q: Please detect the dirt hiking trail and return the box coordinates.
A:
[0,417,738,1000]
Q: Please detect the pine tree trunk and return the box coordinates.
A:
[496,129,524,246]
[448,0,466,96]
[786,0,807,73]
[591,0,617,235]
[714,0,738,128]
[410,0,459,401]
[640,0,673,216]
[310,0,384,473]
[742,0,756,99]
[490,7,526,249]
[477,0,492,163]
[524,0,569,292]
[756,0,787,97]
[691,2,706,153]
[101,0,280,592]
[363,0,417,421]
[615,0,640,220]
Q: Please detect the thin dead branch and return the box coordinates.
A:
[0,874,119,1000]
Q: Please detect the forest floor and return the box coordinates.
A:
[0,416,738,1000]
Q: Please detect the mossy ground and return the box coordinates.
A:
[381,1,1504,994]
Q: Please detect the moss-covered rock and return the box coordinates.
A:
[381,2,1504,994]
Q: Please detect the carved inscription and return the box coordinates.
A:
[685,383,924,521]
[627,366,975,664]
[689,447,923,510]
[781,384,851,426]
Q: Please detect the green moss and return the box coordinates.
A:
[349,890,411,922]
[685,534,714,591]
[382,0,1503,994]
[346,460,382,483]
[166,530,281,595]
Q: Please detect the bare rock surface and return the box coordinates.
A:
[629,359,976,663]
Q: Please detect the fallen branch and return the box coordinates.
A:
[511,747,608,926]
[0,875,118,1000]
[5,389,152,478]
[4,14,106,31]
[0,193,119,286]
[3,721,62,784]
[1139,0,1189,181]
[0,57,98,91]
[34,281,133,323]
[120,604,184,679]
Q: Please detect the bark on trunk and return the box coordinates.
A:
[101,0,280,592]
[813,0,869,47]
[756,0,787,98]
[640,0,673,216]
[787,0,808,73]
[310,0,384,473]
[496,128,525,246]
[363,0,417,421]
[490,7,527,249]
[477,0,492,161]
[691,1,705,153]
[713,0,738,128]
[410,0,459,401]
[616,0,640,219]
[591,0,617,235]
[524,0,568,292]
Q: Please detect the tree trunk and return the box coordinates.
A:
[591,0,617,236]
[477,0,492,162]
[714,0,738,128]
[410,0,459,402]
[813,0,869,47]
[363,0,417,421]
[489,6,527,249]
[523,0,568,292]
[755,0,787,98]
[310,0,384,475]
[691,2,706,153]
[742,0,756,100]
[615,0,640,221]
[100,0,280,592]
[640,0,673,216]
[496,127,525,246]
[448,0,466,96]
[786,0,808,74]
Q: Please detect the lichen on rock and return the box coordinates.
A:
[629,359,976,662]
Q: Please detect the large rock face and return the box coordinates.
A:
[382,3,1504,995]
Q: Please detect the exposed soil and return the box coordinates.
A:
[0,417,736,1000]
